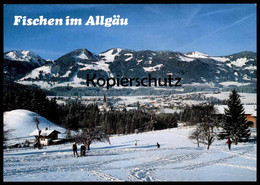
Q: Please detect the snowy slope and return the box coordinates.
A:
[184,51,209,58]
[19,65,53,80]
[3,109,68,142]
[99,48,123,62]
[3,126,256,181]
[204,92,257,104]
[215,104,257,116]
[4,50,46,66]
[143,64,164,72]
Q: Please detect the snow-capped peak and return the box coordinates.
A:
[70,48,99,61]
[184,51,209,58]
[99,48,123,62]
[4,50,46,66]
[76,50,89,60]
[45,59,55,64]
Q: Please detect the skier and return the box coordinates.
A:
[135,140,137,146]
[72,142,79,157]
[80,144,86,156]
[226,138,232,150]
[157,142,160,148]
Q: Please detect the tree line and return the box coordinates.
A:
[3,81,179,137]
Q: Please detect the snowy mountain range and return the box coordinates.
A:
[4,48,257,94]
[4,50,46,80]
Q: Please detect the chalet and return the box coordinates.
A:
[29,128,61,146]
[245,111,257,128]
[215,105,257,128]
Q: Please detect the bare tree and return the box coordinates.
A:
[189,128,202,147]
[188,104,218,150]
[74,126,110,151]
[198,121,217,150]
[33,116,42,149]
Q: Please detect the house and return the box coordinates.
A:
[29,128,61,146]
[245,112,257,128]
[215,105,257,128]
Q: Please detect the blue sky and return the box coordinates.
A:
[4,4,256,60]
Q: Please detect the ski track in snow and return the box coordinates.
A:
[126,151,203,181]
[82,169,124,181]
[171,146,255,170]
[222,150,256,161]
[130,167,159,181]
[4,127,256,182]
[4,145,255,181]
[216,163,256,171]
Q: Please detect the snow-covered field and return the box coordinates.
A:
[49,92,257,106]
[204,92,257,104]
[4,126,256,182]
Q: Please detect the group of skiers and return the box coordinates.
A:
[72,143,86,157]
[73,138,232,156]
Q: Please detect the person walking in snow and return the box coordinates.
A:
[226,138,232,150]
[72,143,79,157]
[157,142,160,148]
[80,144,86,156]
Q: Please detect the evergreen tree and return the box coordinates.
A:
[218,89,250,145]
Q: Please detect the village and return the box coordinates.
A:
[4,91,257,150]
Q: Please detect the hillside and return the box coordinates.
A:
[3,126,256,181]
[3,109,69,144]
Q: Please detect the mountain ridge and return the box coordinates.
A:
[4,50,46,80]
[3,48,257,95]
